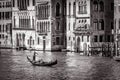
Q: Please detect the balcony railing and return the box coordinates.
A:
[73,28,92,35]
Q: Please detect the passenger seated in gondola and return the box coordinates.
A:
[38,59,44,64]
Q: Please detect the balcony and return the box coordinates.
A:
[73,27,92,35]
[37,31,48,35]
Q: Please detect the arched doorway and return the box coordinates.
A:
[76,37,80,52]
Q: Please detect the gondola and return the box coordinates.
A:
[27,56,57,66]
[113,56,120,62]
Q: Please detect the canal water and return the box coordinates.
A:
[0,49,120,80]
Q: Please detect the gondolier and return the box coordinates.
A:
[33,52,38,61]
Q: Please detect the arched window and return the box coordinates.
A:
[94,19,98,30]
[43,22,45,32]
[0,3,1,8]
[84,24,87,29]
[84,1,87,13]
[38,37,39,44]
[78,2,83,14]
[40,22,41,32]
[56,3,60,16]
[16,33,18,39]
[93,1,98,11]
[19,33,21,40]
[99,1,104,11]
[56,37,60,45]
[56,22,60,30]
[73,2,76,16]
[99,19,104,30]
[22,33,25,40]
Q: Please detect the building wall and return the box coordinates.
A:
[66,0,91,53]
[12,0,36,49]
[114,0,120,54]
[91,0,114,48]
[35,0,52,51]
[66,0,76,51]
[51,0,66,51]
[0,0,12,48]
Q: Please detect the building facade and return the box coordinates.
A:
[66,0,114,55]
[91,0,114,56]
[67,0,91,54]
[114,0,120,55]
[0,0,12,48]
[35,0,52,50]
[35,0,66,51]
[12,0,36,49]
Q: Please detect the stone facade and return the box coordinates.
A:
[35,0,66,51]
[67,0,91,53]
[114,0,120,55]
[0,0,12,48]
[91,0,114,55]
[66,0,114,54]
[35,0,52,50]
[12,0,36,49]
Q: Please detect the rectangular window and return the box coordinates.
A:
[87,36,89,42]
[69,3,71,16]
[28,40,29,45]
[3,25,4,32]
[82,36,84,42]
[99,35,103,42]
[73,2,76,16]
[69,37,71,40]
[119,19,120,29]
[12,0,15,7]
[107,35,110,42]
[2,34,4,39]
[2,12,4,19]
[56,37,60,45]
[119,6,120,12]
[33,40,34,45]
[19,19,30,28]
[111,35,114,42]
[38,37,39,44]
[111,22,114,29]
[0,12,1,19]
[27,0,29,6]
[0,25,1,32]
[111,3,114,10]
[69,23,70,30]
[94,35,98,42]
[33,0,35,6]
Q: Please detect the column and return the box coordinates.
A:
[48,22,50,31]
[46,22,47,32]
[19,17,20,28]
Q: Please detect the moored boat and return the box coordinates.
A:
[27,56,57,66]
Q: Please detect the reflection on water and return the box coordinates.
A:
[0,49,120,80]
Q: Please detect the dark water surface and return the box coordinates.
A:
[0,49,120,80]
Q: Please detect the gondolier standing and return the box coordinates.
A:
[33,52,37,61]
